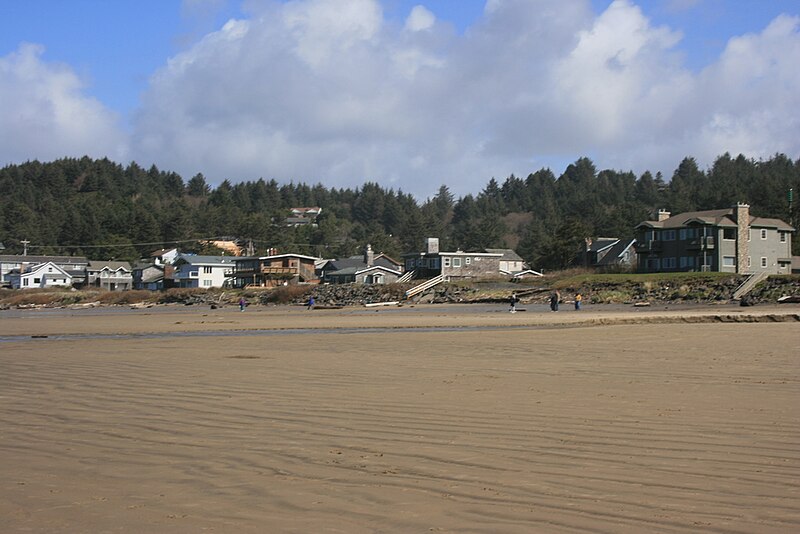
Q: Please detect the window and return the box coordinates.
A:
[679,256,694,268]
[761,229,767,240]
[679,228,696,240]
[204,266,213,274]
[780,232,787,243]
[452,258,461,268]
[663,230,676,241]
[465,257,471,265]
[443,257,451,267]
[722,256,736,267]
[23,279,29,286]
[761,257,767,268]
[723,228,736,240]
[203,279,212,287]
[34,278,41,283]
[662,257,676,269]
[747,256,752,268]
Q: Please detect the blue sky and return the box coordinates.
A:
[1,0,799,199]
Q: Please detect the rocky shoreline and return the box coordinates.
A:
[1,274,798,310]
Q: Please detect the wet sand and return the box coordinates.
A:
[1,304,799,532]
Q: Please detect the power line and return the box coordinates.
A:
[24,238,334,250]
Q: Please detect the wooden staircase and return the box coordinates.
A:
[733,271,768,300]
[404,274,445,299]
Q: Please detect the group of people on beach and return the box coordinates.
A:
[509,290,582,313]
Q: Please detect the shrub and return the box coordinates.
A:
[261,285,312,304]
[95,290,154,305]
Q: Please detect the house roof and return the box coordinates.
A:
[323,254,401,273]
[290,207,321,215]
[584,239,620,253]
[141,270,165,284]
[484,249,524,262]
[244,253,320,262]
[0,254,88,265]
[174,254,236,266]
[327,265,402,277]
[87,260,132,272]
[637,208,794,231]
[150,248,178,257]
[404,250,503,258]
[15,261,71,277]
[596,239,636,266]
[511,269,544,278]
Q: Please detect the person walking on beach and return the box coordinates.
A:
[550,290,560,312]
[307,295,315,310]
[574,292,582,311]
[239,297,246,312]
[509,292,518,313]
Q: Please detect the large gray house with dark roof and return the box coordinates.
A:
[635,203,793,274]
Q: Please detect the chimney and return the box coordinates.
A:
[584,237,592,268]
[657,209,671,222]
[425,238,439,254]
[364,244,374,267]
[734,202,750,273]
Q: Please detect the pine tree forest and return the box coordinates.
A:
[1,153,798,270]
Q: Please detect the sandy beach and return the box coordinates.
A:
[1,303,799,532]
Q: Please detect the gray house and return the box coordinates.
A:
[583,238,637,271]
[85,261,133,291]
[402,238,505,280]
[319,245,403,284]
[635,204,793,274]
[132,261,168,290]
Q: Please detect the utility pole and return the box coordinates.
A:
[20,239,30,256]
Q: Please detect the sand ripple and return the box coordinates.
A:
[1,315,799,532]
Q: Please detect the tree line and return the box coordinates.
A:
[1,153,798,270]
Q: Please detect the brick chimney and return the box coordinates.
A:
[734,202,750,273]
[656,209,671,222]
[364,244,374,267]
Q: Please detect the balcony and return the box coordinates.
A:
[688,237,715,250]
[635,240,662,252]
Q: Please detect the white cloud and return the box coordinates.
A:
[0,43,127,165]
[405,5,435,32]
[5,0,786,199]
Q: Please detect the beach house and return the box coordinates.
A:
[634,204,793,274]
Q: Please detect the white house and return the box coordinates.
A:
[150,247,179,265]
[172,254,234,288]
[9,262,73,289]
[1,254,88,286]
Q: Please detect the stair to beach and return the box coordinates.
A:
[404,274,445,299]
[396,269,416,284]
[733,271,769,300]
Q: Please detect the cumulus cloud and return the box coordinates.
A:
[23,0,792,198]
[405,5,436,32]
[0,43,127,165]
